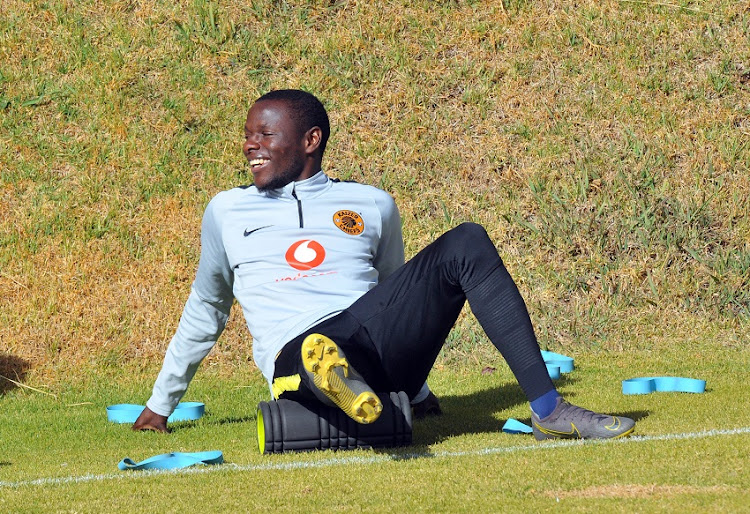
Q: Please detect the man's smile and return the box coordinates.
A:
[249,158,269,169]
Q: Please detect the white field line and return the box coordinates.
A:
[1,426,748,489]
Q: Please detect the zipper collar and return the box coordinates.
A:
[261,170,330,201]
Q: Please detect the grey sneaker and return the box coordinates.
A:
[301,333,383,424]
[531,398,635,440]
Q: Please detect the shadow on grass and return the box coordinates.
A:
[166,415,257,433]
[0,354,31,395]
[409,382,528,448]
[207,416,256,426]
[406,376,651,451]
[168,377,650,459]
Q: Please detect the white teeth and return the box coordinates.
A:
[250,158,268,167]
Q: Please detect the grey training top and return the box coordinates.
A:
[146,170,413,416]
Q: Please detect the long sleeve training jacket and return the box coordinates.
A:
[146,171,404,416]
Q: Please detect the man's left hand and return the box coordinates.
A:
[132,406,169,433]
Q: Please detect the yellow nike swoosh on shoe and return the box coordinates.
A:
[605,416,621,431]
[612,426,636,439]
[533,422,581,438]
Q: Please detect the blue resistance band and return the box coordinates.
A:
[106,402,205,423]
[622,376,706,395]
[502,418,533,434]
[118,451,223,470]
[541,350,575,380]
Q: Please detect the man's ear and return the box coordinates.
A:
[304,126,323,156]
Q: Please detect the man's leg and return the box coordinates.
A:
[345,222,555,403]
[346,222,634,439]
[274,222,551,405]
[276,223,634,438]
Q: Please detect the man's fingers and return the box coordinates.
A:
[132,422,168,433]
[132,407,169,432]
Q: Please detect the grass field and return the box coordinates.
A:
[1,349,749,511]
[1,0,749,511]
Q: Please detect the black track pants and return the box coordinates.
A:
[274,222,555,403]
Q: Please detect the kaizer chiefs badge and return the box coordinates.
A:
[333,210,364,235]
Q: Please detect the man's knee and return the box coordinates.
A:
[450,222,488,240]
[446,222,497,258]
[439,222,505,287]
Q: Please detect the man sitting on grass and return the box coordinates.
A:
[133,89,635,441]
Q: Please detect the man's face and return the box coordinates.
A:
[243,100,307,191]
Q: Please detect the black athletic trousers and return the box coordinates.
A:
[273,222,555,403]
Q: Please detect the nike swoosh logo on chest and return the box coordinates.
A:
[244,225,273,237]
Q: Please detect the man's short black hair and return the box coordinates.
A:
[255,89,330,155]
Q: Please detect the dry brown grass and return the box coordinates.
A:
[542,483,734,499]
[1,0,748,383]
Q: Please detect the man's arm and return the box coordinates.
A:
[371,191,405,281]
[133,193,235,431]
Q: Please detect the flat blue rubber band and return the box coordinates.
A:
[502,418,532,434]
[541,350,574,378]
[622,376,706,395]
[106,402,205,423]
[118,450,223,470]
[545,364,561,380]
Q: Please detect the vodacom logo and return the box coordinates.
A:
[285,240,326,270]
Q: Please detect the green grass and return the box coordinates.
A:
[1,0,750,510]
[1,347,749,512]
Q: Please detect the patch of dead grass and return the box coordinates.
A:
[1,0,748,380]
[542,483,735,499]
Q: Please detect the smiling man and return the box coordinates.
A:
[244,97,317,191]
[133,89,635,441]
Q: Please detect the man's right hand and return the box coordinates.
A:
[132,406,169,433]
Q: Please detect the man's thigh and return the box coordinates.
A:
[272,312,392,400]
